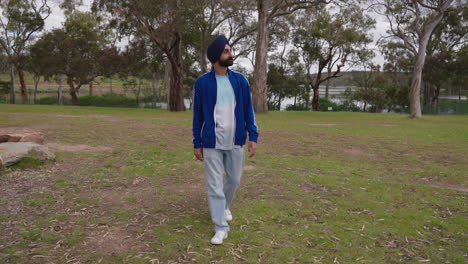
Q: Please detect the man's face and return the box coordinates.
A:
[218,44,234,67]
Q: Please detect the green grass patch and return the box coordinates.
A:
[0,104,466,263]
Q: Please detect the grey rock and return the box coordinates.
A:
[0,142,55,168]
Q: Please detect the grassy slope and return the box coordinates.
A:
[0,105,466,263]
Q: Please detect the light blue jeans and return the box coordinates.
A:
[203,147,244,232]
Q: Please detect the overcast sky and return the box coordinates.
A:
[43,0,389,71]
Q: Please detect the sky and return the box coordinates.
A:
[43,0,389,72]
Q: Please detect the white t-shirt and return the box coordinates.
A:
[214,74,241,150]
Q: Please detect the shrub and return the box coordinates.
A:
[318,97,338,111]
[285,104,309,111]
[36,96,57,105]
[78,94,137,107]
[337,101,362,112]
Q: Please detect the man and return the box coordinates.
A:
[192,35,259,245]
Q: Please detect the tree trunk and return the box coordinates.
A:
[17,67,28,104]
[277,95,282,111]
[311,85,319,111]
[67,78,80,105]
[33,74,40,104]
[110,77,113,94]
[164,59,171,107]
[325,60,332,98]
[252,0,269,113]
[410,35,431,118]
[166,33,186,112]
[9,64,15,104]
[431,85,440,106]
[409,2,451,118]
[89,81,93,96]
[58,75,63,105]
[200,35,208,73]
[152,71,157,107]
[136,78,142,104]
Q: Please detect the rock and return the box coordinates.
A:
[0,130,44,144]
[0,142,55,168]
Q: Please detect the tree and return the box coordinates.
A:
[375,0,456,118]
[0,0,51,104]
[266,21,301,110]
[31,11,106,105]
[184,1,256,74]
[93,0,189,111]
[97,45,121,94]
[119,40,152,104]
[423,6,467,106]
[252,0,327,113]
[293,4,375,111]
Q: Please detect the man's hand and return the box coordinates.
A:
[248,141,257,158]
[194,148,204,161]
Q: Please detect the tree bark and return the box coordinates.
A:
[431,85,440,106]
[152,71,158,107]
[252,0,269,113]
[89,81,93,96]
[166,34,186,112]
[325,60,332,98]
[311,85,320,111]
[33,74,40,104]
[200,35,208,73]
[9,64,15,104]
[67,77,80,105]
[410,33,435,118]
[17,67,28,104]
[164,59,171,107]
[408,0,452,118]
[110,77,113,94]
[58,75,63,105]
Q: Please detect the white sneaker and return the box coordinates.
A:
[210,230,228,245]
[225,209,233,222]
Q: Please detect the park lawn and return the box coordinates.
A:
[0,104,466,263]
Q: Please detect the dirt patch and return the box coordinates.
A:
[300,182,330,193]
[165,182,204,194]
[243,165,255,171]
[46,143,113,153]
[41,114,124,122]
[425,183,468,193]
[82,226,147,255]
[342,147,375,158]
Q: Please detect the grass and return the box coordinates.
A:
[0,104,466,263]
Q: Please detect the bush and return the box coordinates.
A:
[78,94,137,107]
[337,101,362,112]
[318,97,338,111]
[36,96,58,105]
[285,104,309,111]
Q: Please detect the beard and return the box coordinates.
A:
[219,57,234,67]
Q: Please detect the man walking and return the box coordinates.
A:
[192,35,259,245]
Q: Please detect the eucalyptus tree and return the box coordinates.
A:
[293,4,375,111]
[423,5,467,106]
[374,0,456,118]
[252,0,330,113]
[30,11,107,105]
[93,0,192,111]
[0,0,51,104]
[184,0,256,74]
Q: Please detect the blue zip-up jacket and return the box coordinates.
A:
[192,68,259,149]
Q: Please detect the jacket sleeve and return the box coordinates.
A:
[242,75,259,143]
[192,79,204,148]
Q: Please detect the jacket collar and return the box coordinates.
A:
[210,67,231,79]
